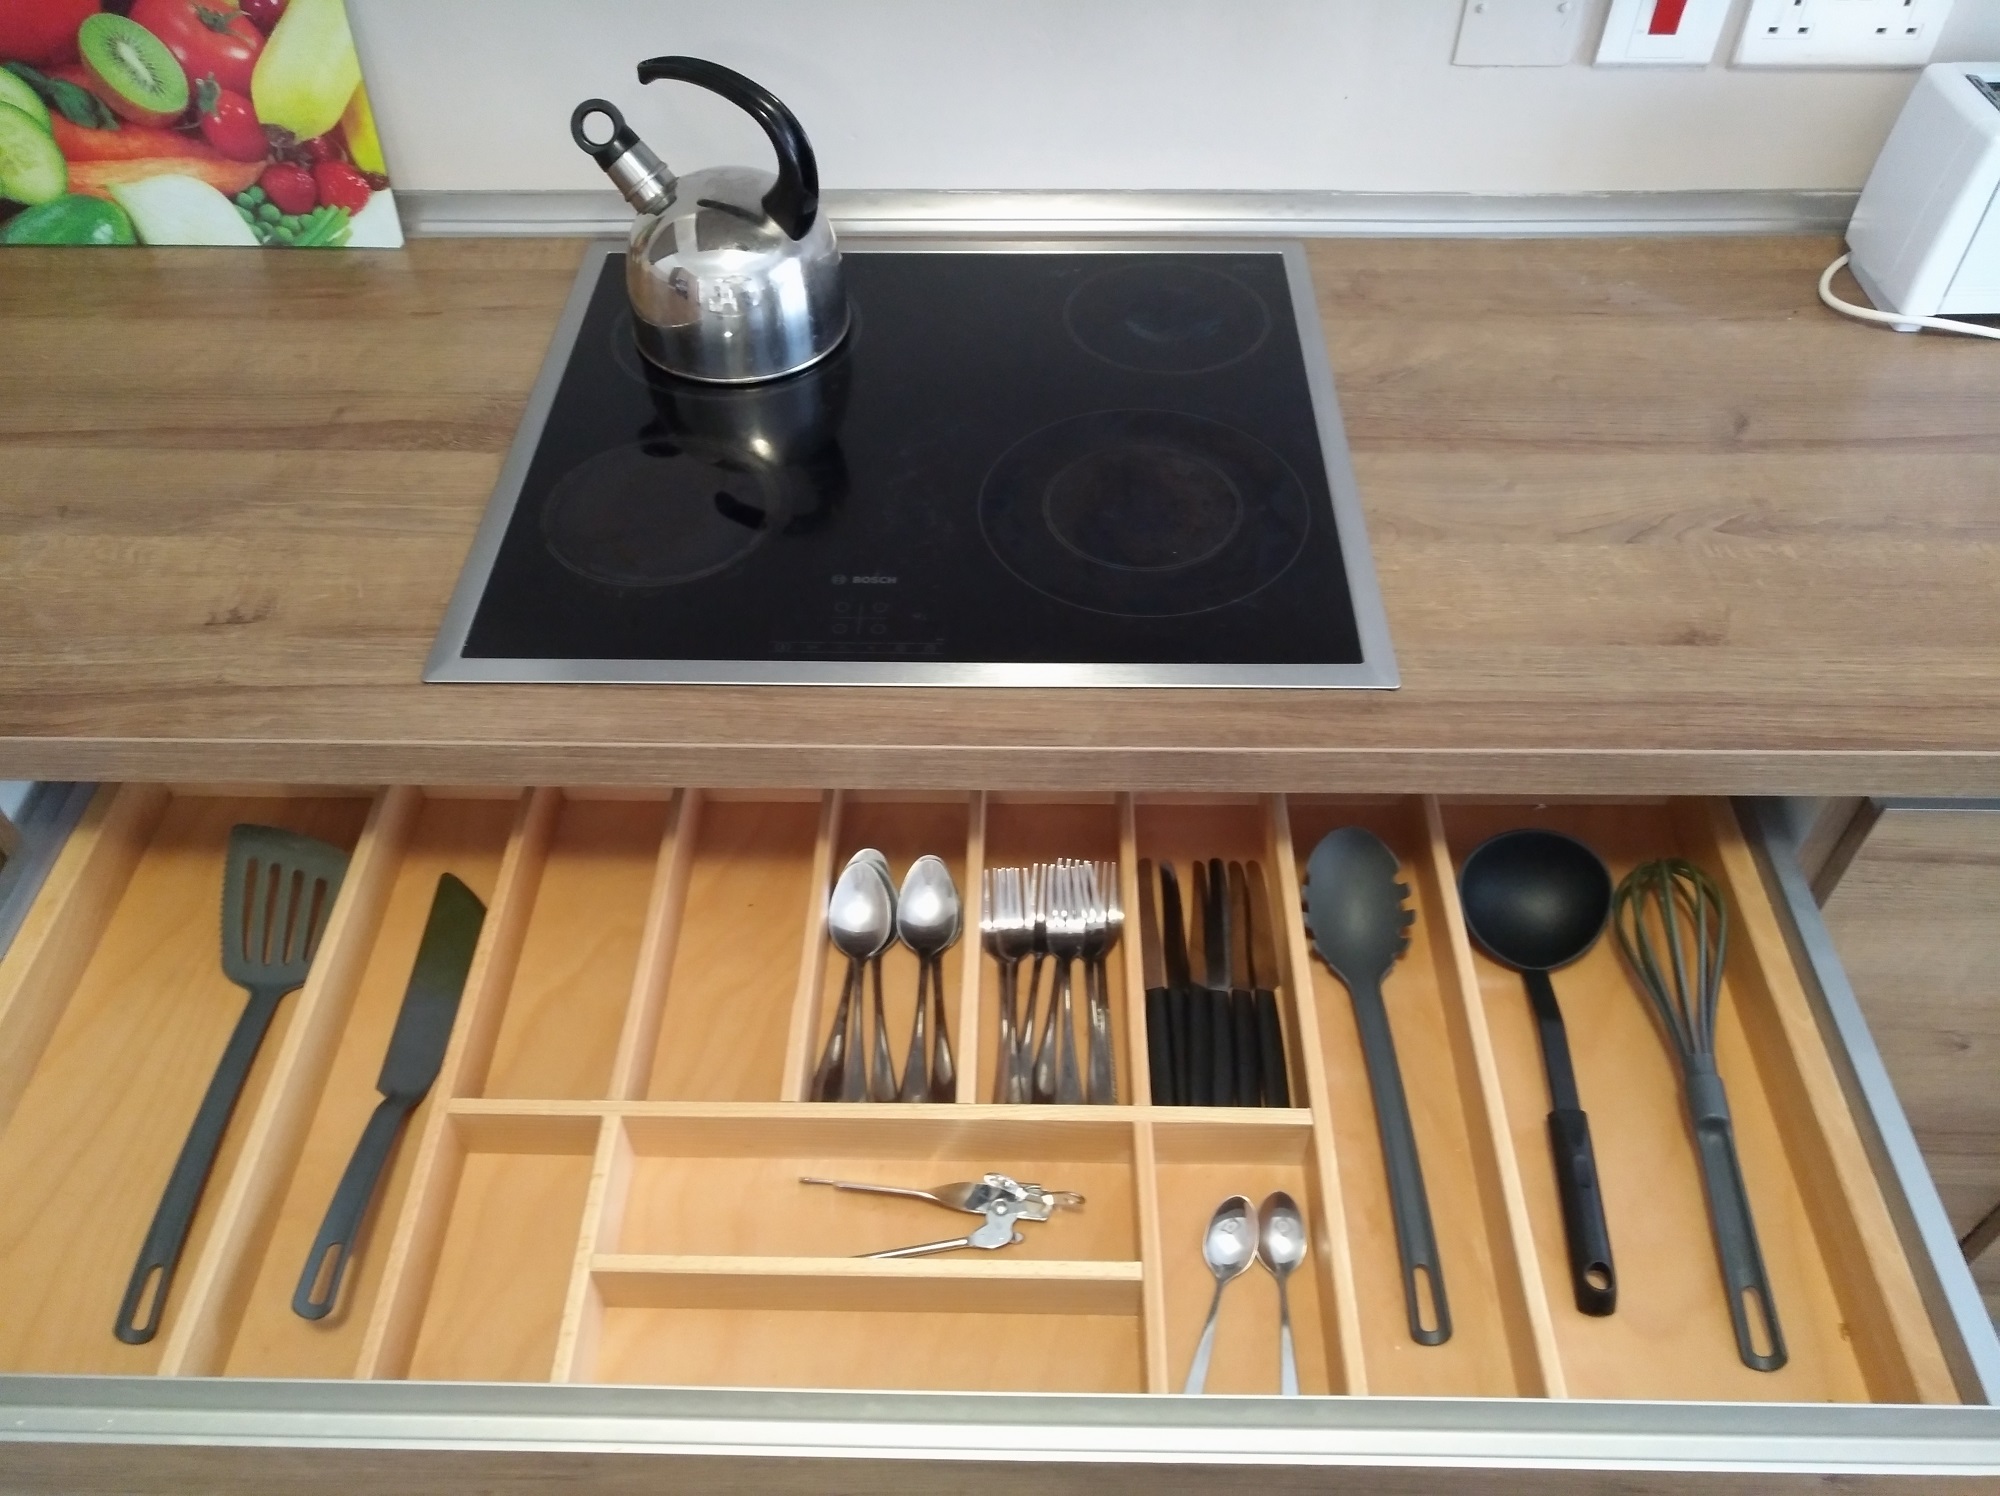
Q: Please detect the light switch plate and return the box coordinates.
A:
[1454,0,1588,66]
[1734,0,1959,67]
[1596,0,1733,65]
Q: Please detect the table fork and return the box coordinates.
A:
[1082,859,1123,1105]
[1032,862,1088,1104]
[981,867,1037,1103]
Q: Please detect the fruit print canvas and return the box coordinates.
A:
[0,0,399,247]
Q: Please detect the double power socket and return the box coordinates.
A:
[1455,0,1959,68]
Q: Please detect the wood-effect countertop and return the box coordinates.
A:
[1,235,1995,793]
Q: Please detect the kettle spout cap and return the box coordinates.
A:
[571,99,674,214]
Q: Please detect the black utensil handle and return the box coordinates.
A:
[1211,989,1237,1107]
[1168,987,1192,1106]
[1686,1070,1787,1371]
[636,56,821,240]
[115,984,288,1345]
[1348,980,1452,1345]
[1231,989,1261,1107]
[1546,1107,1616,1316]
[292,1095,413,1320]
[1145,986,1176,1105]
[1185,987,1214,1106]
[1255,988,1290,1108]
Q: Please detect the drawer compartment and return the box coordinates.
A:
[0,785,1961,1410]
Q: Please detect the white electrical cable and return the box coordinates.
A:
[1818,252,2000,341]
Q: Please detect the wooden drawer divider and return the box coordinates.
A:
[0,784,1959,1405]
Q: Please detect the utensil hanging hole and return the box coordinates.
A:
[1413,1265,1440,1335]
[1585,1264,1611,1292]
[238,858,260,961]
[281,868,304,963]
[1741,1286,1777,1361]
[305,1243,342,1307]
[131,1264,166,1330]
[260,860,282,963]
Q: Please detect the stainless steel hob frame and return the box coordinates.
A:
[423,239,1399,689]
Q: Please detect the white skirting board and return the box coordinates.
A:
[399,188,1857,239]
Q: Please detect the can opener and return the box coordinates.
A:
[800,1172,1084,1258]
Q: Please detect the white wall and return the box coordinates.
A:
[347,0,2000,196]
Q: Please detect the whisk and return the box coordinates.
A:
[1613,858,1787,1373]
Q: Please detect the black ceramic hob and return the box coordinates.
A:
[424,241,1395,687]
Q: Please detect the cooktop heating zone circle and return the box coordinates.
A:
[541,441,787,589]
[978,409,1312,618]
[1064,261,1272,375]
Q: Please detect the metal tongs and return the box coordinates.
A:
[801,1172,1084,1258]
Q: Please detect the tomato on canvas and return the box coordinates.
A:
[0,0,400,247]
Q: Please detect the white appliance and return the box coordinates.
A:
[1836,62,2000,333]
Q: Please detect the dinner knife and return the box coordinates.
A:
[1198,859,1236,1106]
[1225,862,1263,1107]
[1245,860,1291,1107]
[1160,860,1200,1104]
[1159,862,1196,1107]
[293,873,486,1320]
[1136,859,1176,1107]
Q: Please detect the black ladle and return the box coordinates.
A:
[1460,829,1618,1317]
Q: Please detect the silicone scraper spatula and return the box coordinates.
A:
[1302,826,1450,1346]
[115,823,350,1344]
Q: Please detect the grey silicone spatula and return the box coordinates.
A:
[1302,826,1451,1346]
[116,823,350,1345]
[293,874,485,1320]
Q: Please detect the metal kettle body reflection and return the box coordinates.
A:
[540,338,852,593]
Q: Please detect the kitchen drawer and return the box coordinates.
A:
[0,785,1995,1492]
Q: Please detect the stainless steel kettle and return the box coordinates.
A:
[571,57,850,384]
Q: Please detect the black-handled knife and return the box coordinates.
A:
[1194,860,1233,1106]
[1137,859,1176,1106]
[1225,861,1263,1107]
[292,873,486,1320]
[1245,860,1291,1107]
[1159,863,1195,1107]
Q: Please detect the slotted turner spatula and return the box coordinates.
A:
[115,824,349,1345]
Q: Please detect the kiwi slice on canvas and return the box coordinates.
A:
[0,69,52,134]
[0,102,67,206]
[79,13,189,127]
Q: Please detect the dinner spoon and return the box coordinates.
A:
[897,855,961,1103]
[814,853,896,1102]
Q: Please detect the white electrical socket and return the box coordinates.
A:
[1596,0,1734,65]
[1734,0,1958,67]
[1453,0,1588,66]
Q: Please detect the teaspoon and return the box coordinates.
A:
[1184,1194,1256,1394]
[1258,1191,1308,1395]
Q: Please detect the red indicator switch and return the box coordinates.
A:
[1649,0,1690,32]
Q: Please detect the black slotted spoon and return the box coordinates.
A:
[115,824,350,1345]
[1303,826,1450,1346]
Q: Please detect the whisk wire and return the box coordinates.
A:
[1614,857,1728,1064]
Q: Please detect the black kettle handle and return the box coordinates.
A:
[636,56,820,241]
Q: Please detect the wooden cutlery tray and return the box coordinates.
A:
[0,784,1956,1405]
